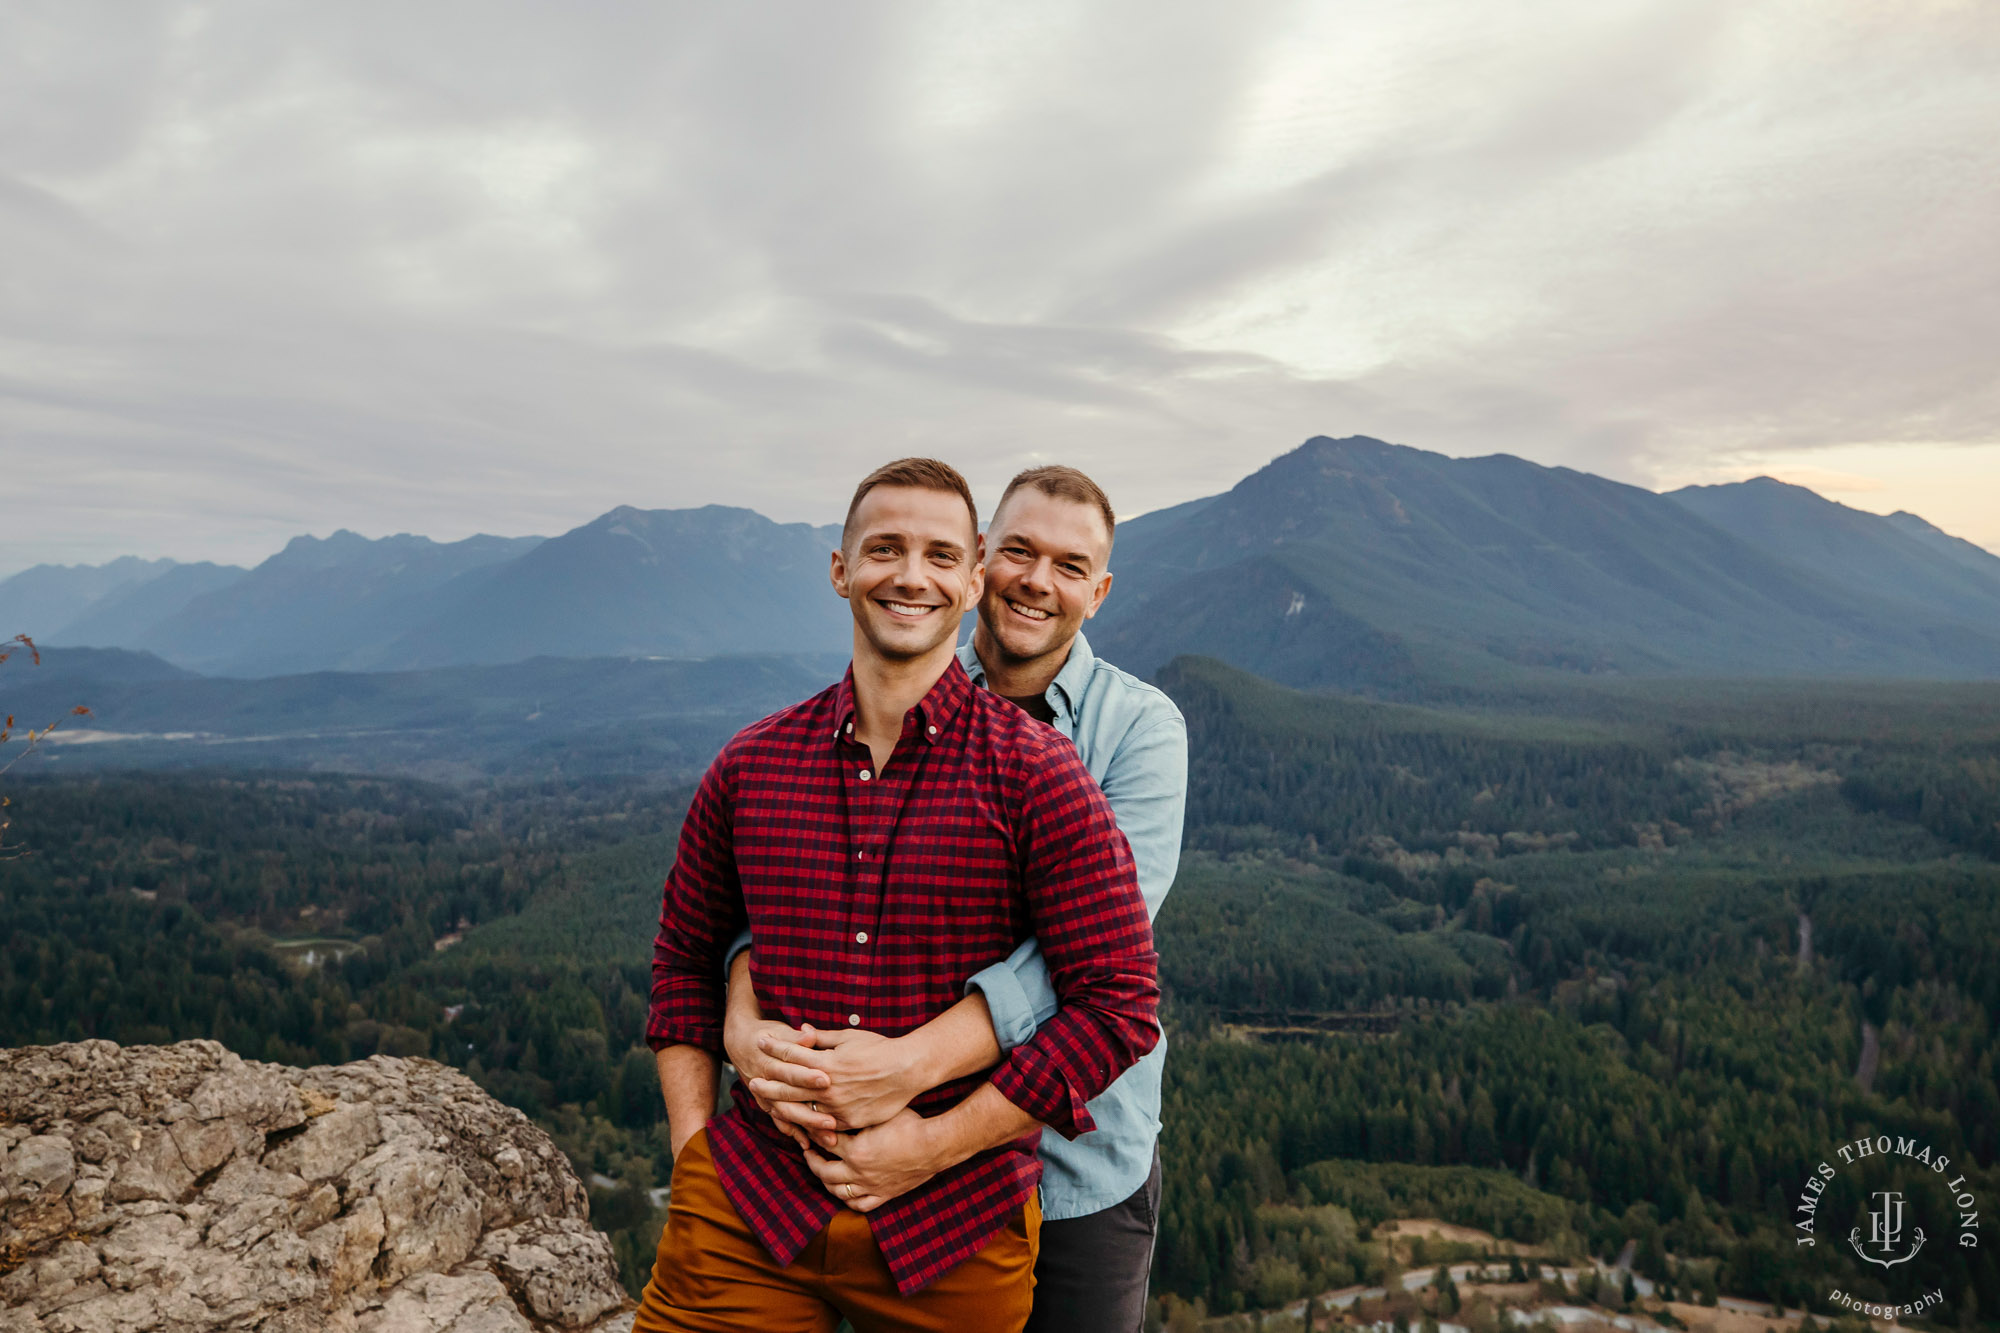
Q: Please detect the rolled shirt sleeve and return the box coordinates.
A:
[646,752,747,1055]
[721,925,754,980]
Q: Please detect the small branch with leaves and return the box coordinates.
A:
[1,634,92,859]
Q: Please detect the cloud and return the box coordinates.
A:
[3,0,1998,576]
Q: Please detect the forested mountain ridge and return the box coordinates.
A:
[6,646,834,779]
[1093,436,2000,689]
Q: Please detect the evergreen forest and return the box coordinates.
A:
[3,657,1996,1327]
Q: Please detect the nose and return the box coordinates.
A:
[890,550,931,590]
[1018,556,1055,595]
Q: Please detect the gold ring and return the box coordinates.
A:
[844,1183,855,1200]
[809,1101,820,1114]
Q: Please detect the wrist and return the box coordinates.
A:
[721,1011,751,1067]
[892,1029,942,1094]
[912,1107,958,1175]
[669,1113,708,1158]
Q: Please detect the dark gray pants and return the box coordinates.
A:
[1025,1150,1162,1333]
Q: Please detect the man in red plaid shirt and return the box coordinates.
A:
[637,458,1161,1332]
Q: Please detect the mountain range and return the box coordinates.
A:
[6,436,1999,691]
[1091,437,2000,689]
[5,507,850,677]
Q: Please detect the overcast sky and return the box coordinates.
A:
[4,0,1998,577]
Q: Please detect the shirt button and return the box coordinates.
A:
[859,769,872,781]
[855,931,869,944]
[856,850,867,861]
[848,1013,861,1026]
[927,725,937,736]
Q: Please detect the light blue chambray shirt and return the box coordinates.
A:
[956,632,1187,1221]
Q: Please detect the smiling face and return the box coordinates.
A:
[977,486,1113,669]
[831,484,983,665]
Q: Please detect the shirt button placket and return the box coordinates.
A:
[849,749,885,1011]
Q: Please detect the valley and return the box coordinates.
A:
[4,660,1994,1326]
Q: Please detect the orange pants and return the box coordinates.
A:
[634,1129,1040,1333]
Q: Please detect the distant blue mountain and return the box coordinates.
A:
[7,506,854,677]
[368,505,852,669]
[1092,436,2000,688]
[1667,477,2000,626]
[138,531,546,676]
[48,562,249,650]
[1882,509,2000,581]
[0,556,182,642]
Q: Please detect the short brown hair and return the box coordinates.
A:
[842,458,979,548]
[995,465,1117,544]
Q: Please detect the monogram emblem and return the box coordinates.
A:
[1849,1190,1926,1268]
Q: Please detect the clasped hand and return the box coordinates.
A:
[801,1107,942,1215]
[740,1024,924,1132]
[725,1019,939,1212]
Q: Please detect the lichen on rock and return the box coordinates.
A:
[0,1040,633,1332]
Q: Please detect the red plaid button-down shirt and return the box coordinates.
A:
[647,659,1160,1293]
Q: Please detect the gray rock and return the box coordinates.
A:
[0,1041,632,1332]
[475,1218,630,1328]
[263,1101,380,1183]
[3,1136,77,1198]
[357,1270,535,1333]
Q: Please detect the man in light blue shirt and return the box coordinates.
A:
[723,465,1186,1331]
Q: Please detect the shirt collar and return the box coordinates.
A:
[832,656,976,747]
[956,631,1095,724]
[1048,631,1095,719]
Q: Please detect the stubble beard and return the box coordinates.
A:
[857,601,961,665]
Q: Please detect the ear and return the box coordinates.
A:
[964,556,986,611]
[829,547,851,600]
[1083,570,1112,620]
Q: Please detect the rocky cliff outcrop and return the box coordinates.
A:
[0,1041,635,1333]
